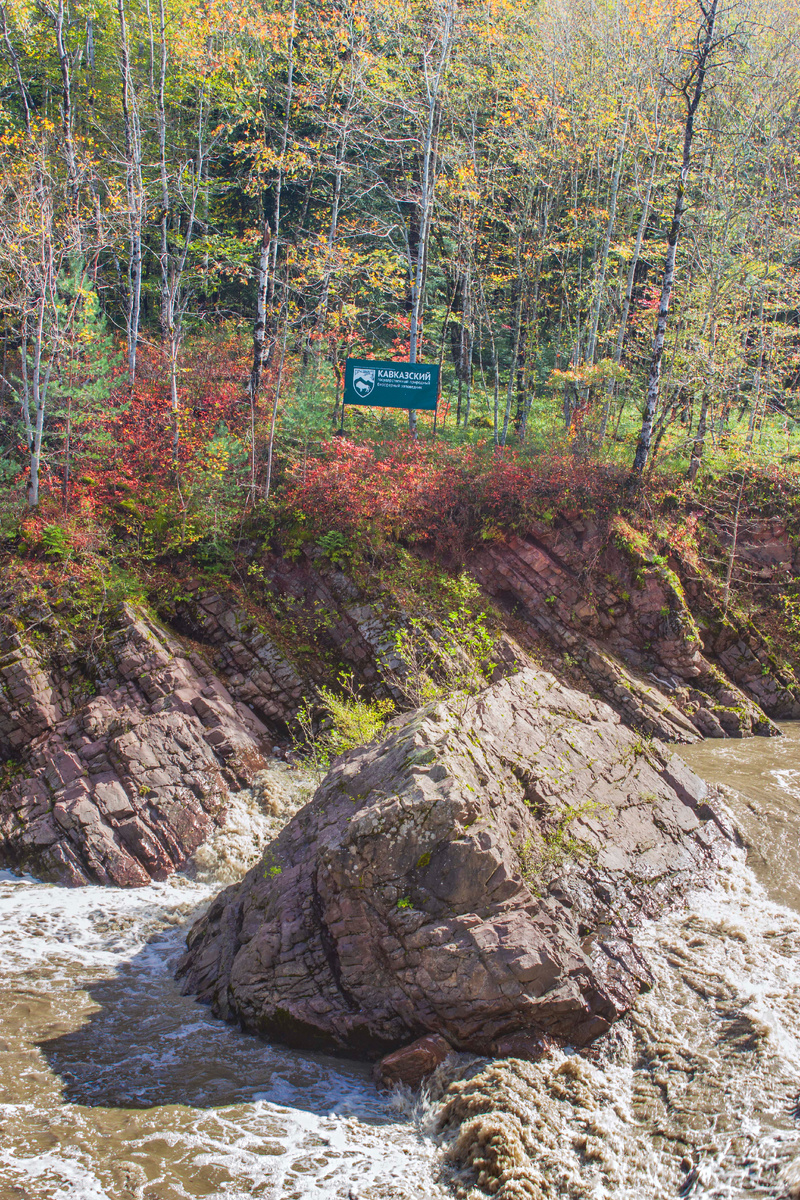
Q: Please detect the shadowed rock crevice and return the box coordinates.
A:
[311,869,361,1014]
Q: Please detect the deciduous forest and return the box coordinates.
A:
[1,0,799,560]
[8,4,800,1192]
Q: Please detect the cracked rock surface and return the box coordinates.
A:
[0,600,272,886]
[177,667,734,1057]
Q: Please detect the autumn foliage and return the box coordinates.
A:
[278,439,626,556]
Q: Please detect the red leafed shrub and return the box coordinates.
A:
[278,439,627,554]
[82,333,248,512]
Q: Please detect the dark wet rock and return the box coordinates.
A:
[490,1032,557,1061]
[373,1034,453,1089]
[177,667,734,1057]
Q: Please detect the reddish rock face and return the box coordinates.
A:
[2,509,789,891]
[469,527,798,738]
[373,1035,452,1089]
[177,668,734,1058]
[0,602,273,886]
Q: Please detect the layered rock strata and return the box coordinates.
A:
[177,667,734,1056]
[165,528,795,745]
[471,521,796,739]
[0,600,272,885]
[162,559,405,733]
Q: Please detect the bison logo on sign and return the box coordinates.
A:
[353,367,376,397]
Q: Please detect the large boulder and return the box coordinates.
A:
[177,668,734,1056]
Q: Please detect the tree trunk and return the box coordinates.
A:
[632,0,718,475]
[597,136,660,448]
[249,214,272,399]
[745,290,766,453]
[501,253,524,447]
[50,0,80,242]
[29,286,50,508]
[0,4,32,131]
[156,0,170,344]
[267,0,297,314]
[264,320,289,501]
[62,390,72,511]
[117,0,143,383]
[155,4,206,471]
[456,259,472,426]
[318,130,345,335]
[407,0,455,437]
[687,390,710,482]
[586,107,629,367]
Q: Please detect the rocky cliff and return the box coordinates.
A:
[469,516,797,740]
[176,667,734,1057]
[0,592,276,885]
[163,511,800,744]
[1,504,795,886]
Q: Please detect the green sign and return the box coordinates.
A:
[343,359,439,410]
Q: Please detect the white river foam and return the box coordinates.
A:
[2,755,800,1199]
[0,768,446,1200]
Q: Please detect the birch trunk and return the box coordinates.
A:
[0,4,32,131]
[501,273,523,447]
[29,255,54,507]
[50,0,80,243]
[117,0,143,382]
[454,250,472,426]
[155,1,206,470]
[318,130,345,336]
[407,0,455,437]
[598,142,660,446]
[249,214,272,402]
[632,0,719,475]
[264,320,289,501]
[745,290,766,453]
[687,390,710,482]
[267,0,297,313]
[586,107,629,367]
[156,0,170,343]
[247,213,271,495]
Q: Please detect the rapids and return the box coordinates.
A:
[0,769,447,1200]
[1,747,800,1200]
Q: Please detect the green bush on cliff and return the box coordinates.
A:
[293,672,394,782]
[383,605,498,712]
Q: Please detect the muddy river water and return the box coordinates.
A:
[1,741,800,1200]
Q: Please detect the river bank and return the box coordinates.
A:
[2,738,800,1199]
[3,481,800,1197]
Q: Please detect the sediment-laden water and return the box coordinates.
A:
[0,769,447,1200]
[2,748,800,1200]
[681,723,800,911]
[429,846,800,1199]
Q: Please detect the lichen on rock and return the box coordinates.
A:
[177,666,734,1056]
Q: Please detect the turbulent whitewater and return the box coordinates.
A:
[0,766,448,1200]
[431,847,800,1199]
[2,753,800,1200]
